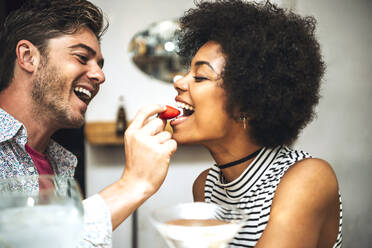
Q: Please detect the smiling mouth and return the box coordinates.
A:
[74,87,92,104]
[175,101,194,117]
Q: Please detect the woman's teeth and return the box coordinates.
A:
[176,101,194,111]
[175,101,194,116]
[74,87,92,98]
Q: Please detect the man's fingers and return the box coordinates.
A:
[129,104,166,130]
[141,117,166,135]
[161,139,177,156]
[143,115,166,128]
[155,131,172,143]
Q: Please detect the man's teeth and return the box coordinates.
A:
[176,101,194,111]
[74,87,92,98]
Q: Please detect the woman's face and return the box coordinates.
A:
[171,41,237,146]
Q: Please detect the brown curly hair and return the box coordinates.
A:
[0,0,108,92]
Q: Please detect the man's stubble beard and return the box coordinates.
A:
[31,56,85,129]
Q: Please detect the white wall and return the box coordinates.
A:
[86,0,372,247]
[295,0,372,246]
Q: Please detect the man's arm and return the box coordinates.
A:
[99,104,177,230]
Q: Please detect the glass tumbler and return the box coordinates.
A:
[0,175,84,248]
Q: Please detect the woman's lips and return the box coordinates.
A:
[170,115,189,126]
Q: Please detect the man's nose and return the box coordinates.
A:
[87,64,105,84]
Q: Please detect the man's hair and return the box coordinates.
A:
[0,0,108,92]
[178,0,325,147]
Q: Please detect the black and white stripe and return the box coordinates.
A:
[204,146,343,248]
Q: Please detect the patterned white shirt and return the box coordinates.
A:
[0,108,112,247]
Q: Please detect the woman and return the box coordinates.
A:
[170,0,342,247]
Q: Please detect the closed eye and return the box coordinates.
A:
[76,54,88,65]
[194,76,208,82]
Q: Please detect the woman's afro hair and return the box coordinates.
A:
[178,0,325,147]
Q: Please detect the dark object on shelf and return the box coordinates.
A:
[116,96,128,137]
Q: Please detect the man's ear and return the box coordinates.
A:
[16,40,41,73]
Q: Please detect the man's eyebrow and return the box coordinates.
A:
[69,43,104,68]
[194,61,216,72]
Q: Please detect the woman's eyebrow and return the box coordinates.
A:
[194,61,216,72]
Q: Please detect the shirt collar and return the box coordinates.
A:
[0,108,77,173]
[46,139,78,172]
[216,146,283,199]
[0,108,24,143]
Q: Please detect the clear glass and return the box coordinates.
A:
[0,175,84,248]
[150,202,248,248]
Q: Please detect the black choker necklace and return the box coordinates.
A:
[217,148,262,169]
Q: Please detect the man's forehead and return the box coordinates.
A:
[48,29,103,57]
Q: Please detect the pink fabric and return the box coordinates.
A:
[25,144,54,175]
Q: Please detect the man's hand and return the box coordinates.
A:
[99,104,177,230]
[123,104,177,195]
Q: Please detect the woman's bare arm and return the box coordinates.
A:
[193,169,210,202]
[255,158,340,248]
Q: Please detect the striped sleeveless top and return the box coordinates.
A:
[204,146,343,247]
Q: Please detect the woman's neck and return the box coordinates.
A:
[205,132,261,183]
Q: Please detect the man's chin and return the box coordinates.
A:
[69,109,86,127]
[68,118,85,128]
[57,115,85,129]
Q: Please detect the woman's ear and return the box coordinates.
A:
[15,40,40,73]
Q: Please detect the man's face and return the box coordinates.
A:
[31,27,105,128]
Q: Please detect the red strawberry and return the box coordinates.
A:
[158,105,180,120]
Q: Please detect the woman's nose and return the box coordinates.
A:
[173,75,188,92]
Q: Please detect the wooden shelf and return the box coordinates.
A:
[85,121,174,146]
[85,122,124,145]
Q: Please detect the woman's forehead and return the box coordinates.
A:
[192,41,226,72]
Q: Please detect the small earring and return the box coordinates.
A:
[239,115,247,129]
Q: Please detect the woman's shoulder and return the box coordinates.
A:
[273,157,339,213]
[288,157,338,187]
[261,157,341,246]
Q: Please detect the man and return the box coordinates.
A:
[0,0,177,247]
